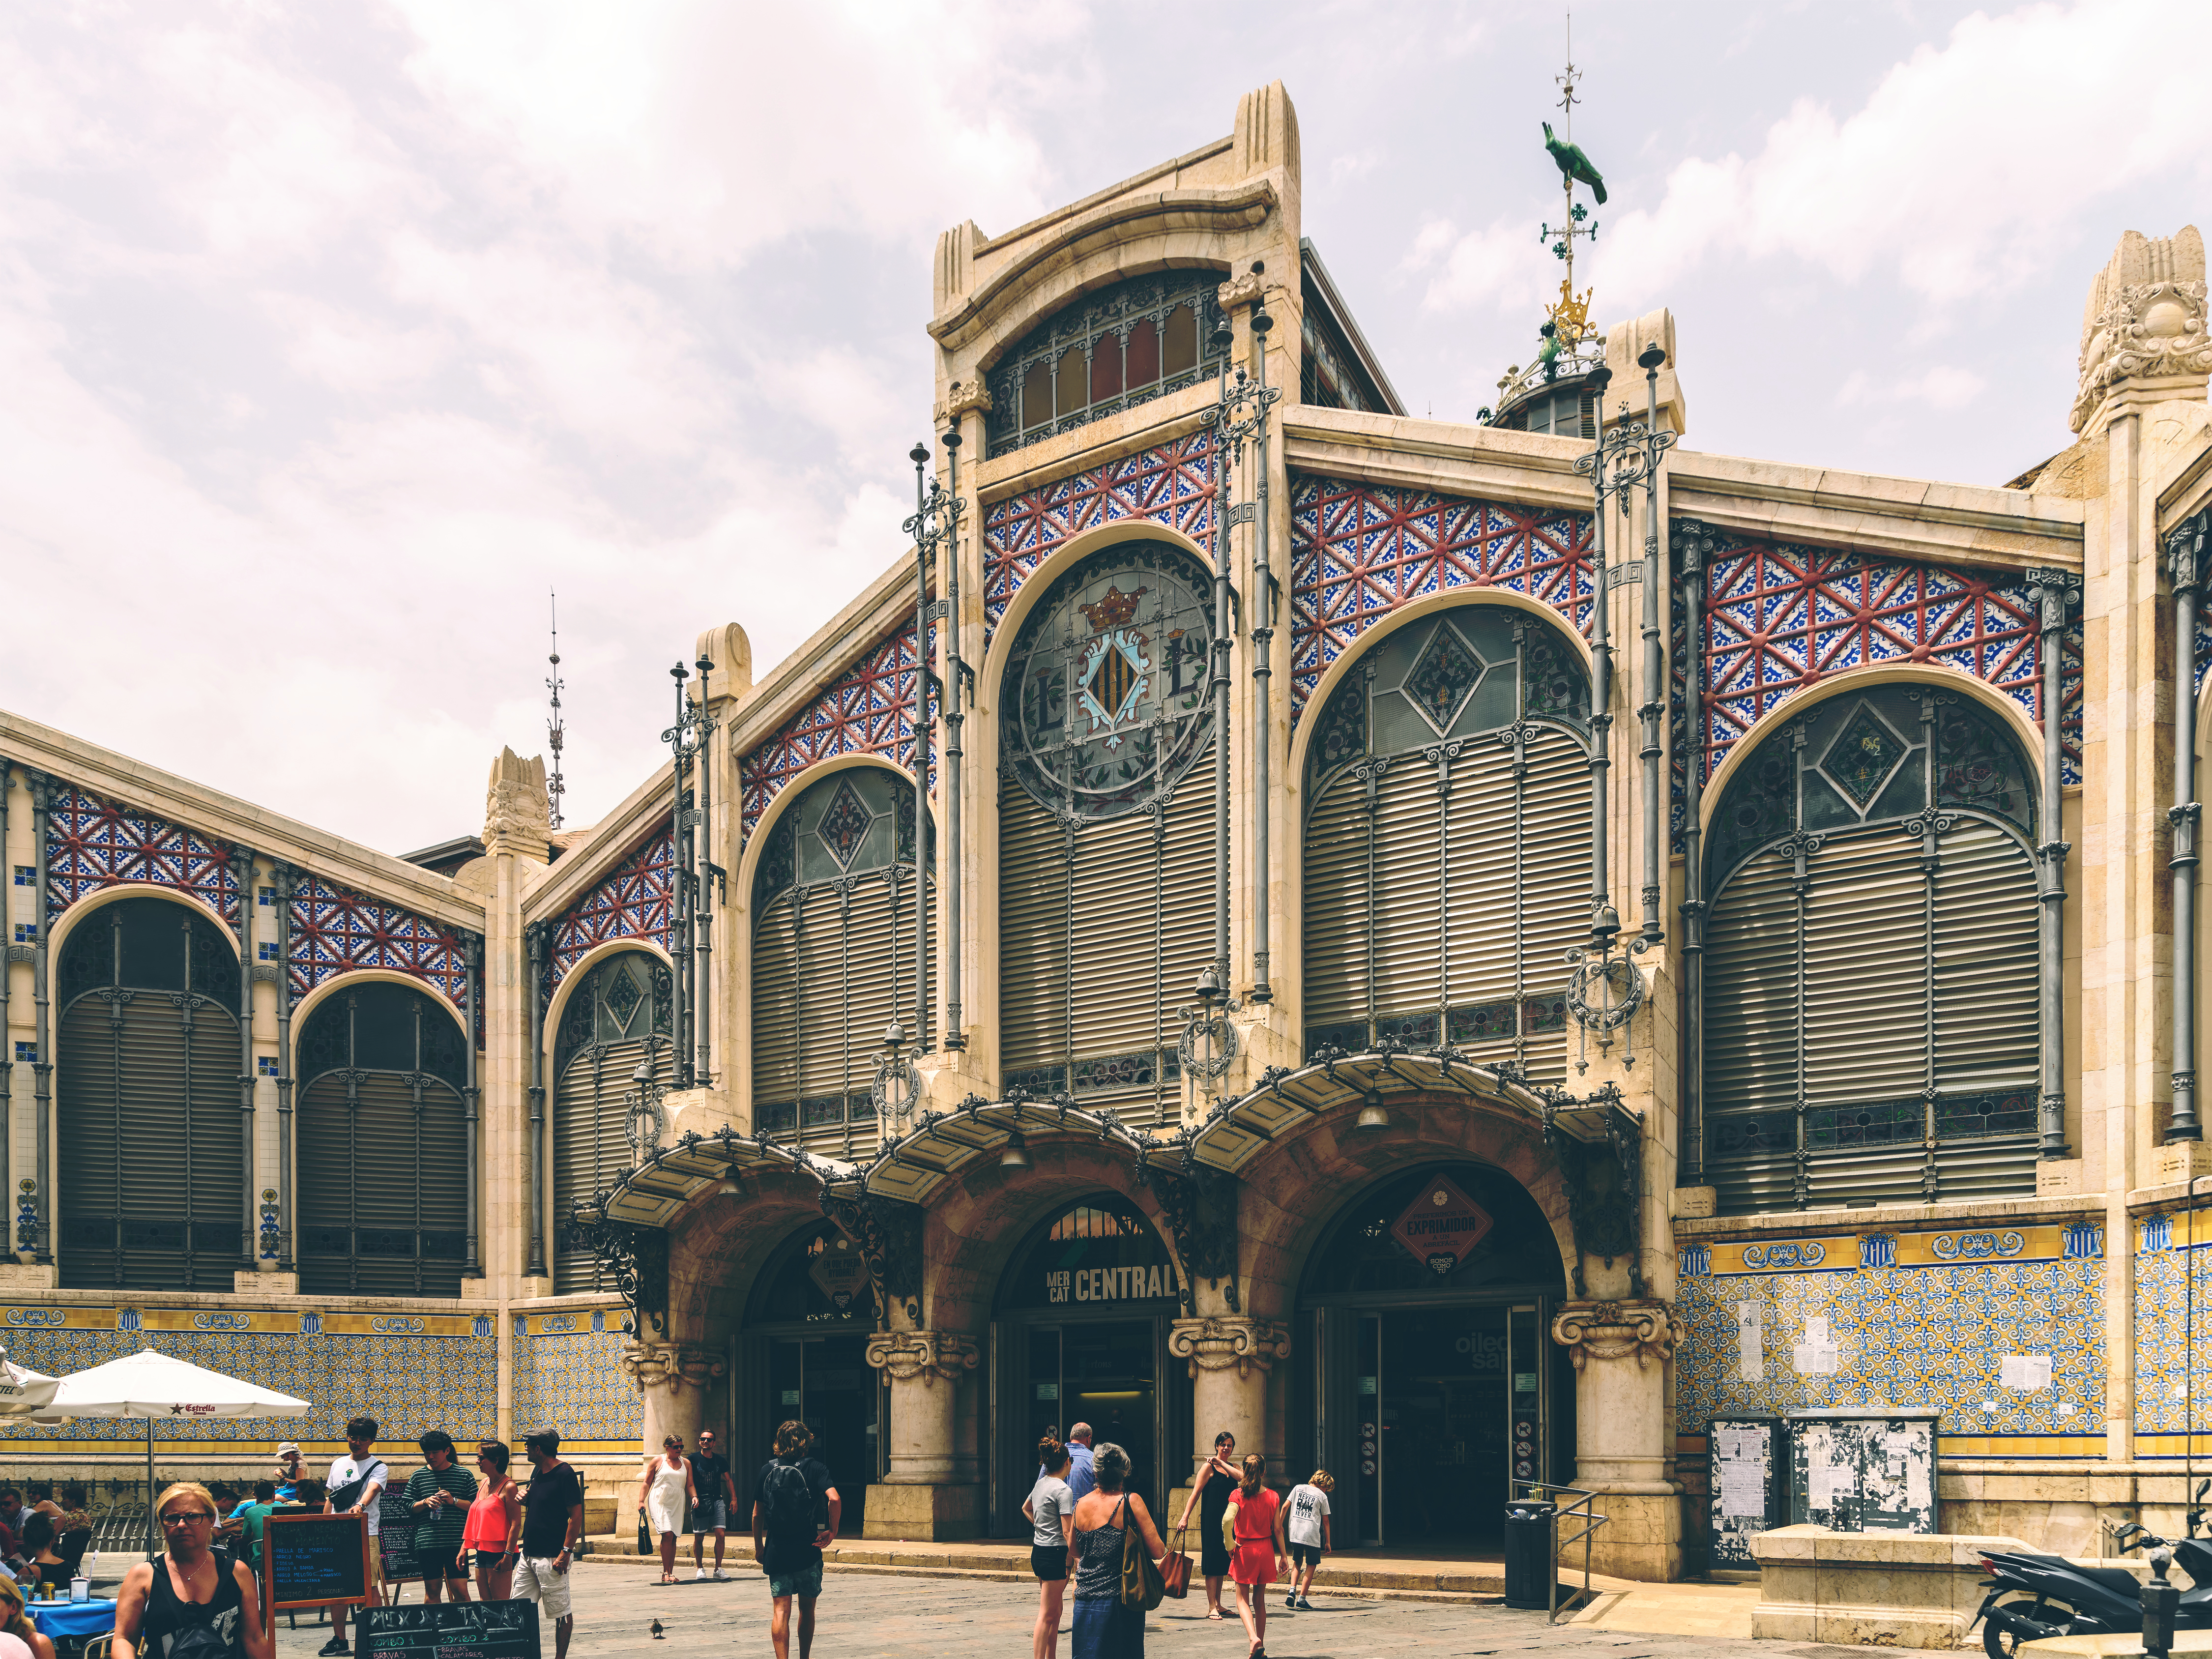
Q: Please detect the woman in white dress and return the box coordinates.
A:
[639,1434,693,1584]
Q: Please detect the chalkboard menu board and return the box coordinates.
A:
[362,1601,539,1659]
[378,1491,418,1585]
[263,1511,372,1612]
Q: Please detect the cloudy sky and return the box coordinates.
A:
[2,0,2206,855]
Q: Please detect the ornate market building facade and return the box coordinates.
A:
[1,82,2210,1578]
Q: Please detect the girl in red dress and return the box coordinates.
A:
[1223,1454,1285,1659]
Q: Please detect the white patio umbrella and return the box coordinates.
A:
[0,1349,61,1418]
[41,1349,311,1558]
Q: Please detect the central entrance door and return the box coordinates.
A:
[1297,1163,1573,1550]
[992,1194,1185,1534]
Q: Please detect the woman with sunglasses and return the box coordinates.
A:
[109,1481,273,1659]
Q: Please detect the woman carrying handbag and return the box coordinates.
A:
[1066,1443,1167,1659]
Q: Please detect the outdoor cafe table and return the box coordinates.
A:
[27,1595,119,1646]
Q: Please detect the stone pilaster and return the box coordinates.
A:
[1551,1298,1684,1582]
[862,1330,982,1540]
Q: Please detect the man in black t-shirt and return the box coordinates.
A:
[752,1420,841,1659]
[514,1431,585,1659]
[688,1428,738,1581]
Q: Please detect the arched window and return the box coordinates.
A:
[1301,605,1591,1077]
[998,544,1216,1119]
[1702,684,2040,1213]
[985,271,1228,455]
[295,982,469,1296]
[56,896,242,1290]
[751,767,934,1153]
[551,950,672,1292]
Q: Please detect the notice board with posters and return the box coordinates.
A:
[263,1511,372,1613]
[1786,1407,1938,1533]
[1706,1415,1786,1570]
[361,1601,540,1659]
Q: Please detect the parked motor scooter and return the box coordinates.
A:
[1973,1478,2212,1657]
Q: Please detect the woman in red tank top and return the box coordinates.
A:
[463,1440,524,1600]
[1224,1455,1285,1659]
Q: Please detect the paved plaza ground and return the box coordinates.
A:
[238,1563,1847,1658]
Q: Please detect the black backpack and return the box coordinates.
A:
[760,1461,816,1554]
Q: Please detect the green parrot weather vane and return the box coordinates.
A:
[1538,15,1603,355]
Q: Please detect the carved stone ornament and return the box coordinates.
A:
[619,1340,726,1395]
[1216,271,1263,311]
[1167,1316,1291,1381]
[1549,1299,1683,1371]
[2070,226,2212,433]
[938,379,993,423]
[482,745,551,858]
[864,1329,981,1387]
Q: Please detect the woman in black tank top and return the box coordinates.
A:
[110,1481,270,1659]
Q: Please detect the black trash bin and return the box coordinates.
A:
[1502,1501,1556,1610]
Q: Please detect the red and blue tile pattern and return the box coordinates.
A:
[547,826,674,990]
[44,785,240,926]
[736,622,934,842]
[1287,475,1597,718]
[981,429,1218,650]
[290,873,468,1008]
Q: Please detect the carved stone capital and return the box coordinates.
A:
[936,380,992,424]
[1549,1299,1683,1371]
[2071,229,2212,433]
[1167,1316,1291,1380]
[865,1329,980,1387]
[1216,272,1263,311]
[619,1339,725,1395]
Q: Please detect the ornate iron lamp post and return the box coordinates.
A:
[662,655,718,1088]
[871,1019,922,1141]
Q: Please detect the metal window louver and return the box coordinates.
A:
[552,950,671,1292]
[1701,684,2041,1213]
[294,983,470,1297]
[56,898,243,1291]
[1299,606,1591,1081]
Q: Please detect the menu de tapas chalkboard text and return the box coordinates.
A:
[361,1600,540,1659]
[263,1510,372,1612]
[378,1491,419,1586]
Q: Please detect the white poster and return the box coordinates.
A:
[1718,1461,1767,1519]
[2000,1354,2053,1392]
[1735,1304,1764,1381]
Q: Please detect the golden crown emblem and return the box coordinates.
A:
[1078,583,1148,634]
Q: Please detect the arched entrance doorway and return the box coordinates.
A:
[1294,1163,1573,1549]
[991,1194,1185,1534]
[736,1219,881,1534]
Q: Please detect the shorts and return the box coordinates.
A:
[1030,1544,1068,1582]
[1289,1543,1321,1569]
[767,1559,823,1601]
[512,1555,574,1620]
[693,1497,728,1532]
[416,1544,466,1582]
[471,1548,512,1572]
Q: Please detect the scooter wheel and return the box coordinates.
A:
[1981,1595,2072,1658]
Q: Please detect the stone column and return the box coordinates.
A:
[1551,1298,1685,1581]
[1166,1312,1288,1538]
[863,1329,980,1540]
[622,1340,724,1468]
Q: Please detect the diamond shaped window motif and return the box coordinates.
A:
[602,961,642,1032]
[816,779,873,870]
[1822,704,1909,808]
[1404,624,1484,733]
[1077,631,1149,734]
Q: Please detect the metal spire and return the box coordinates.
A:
[1556,10,1581,141]
[546,591,566,831]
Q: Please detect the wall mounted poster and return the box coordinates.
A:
[1388,1175,1494,1275]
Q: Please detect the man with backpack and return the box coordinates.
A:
[751,1420,840,1659]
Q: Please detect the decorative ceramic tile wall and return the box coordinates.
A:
[0,1321,496,1445]
[44,786,240,927]
[1676,1223,2106,1456]
[510,1313,638,1448]
[2134,1211,2212,1449]
[290,874,470,1009]
[1286,476,1596,720]
[735,620,936,844]
[980,431,1216,651]
[545,828,675,992]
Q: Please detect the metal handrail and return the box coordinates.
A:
[1513,1479,1611,1624]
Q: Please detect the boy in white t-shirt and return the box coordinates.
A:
[1283,1469,1333,1609]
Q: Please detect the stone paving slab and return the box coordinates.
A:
[252,1568,1835,1657]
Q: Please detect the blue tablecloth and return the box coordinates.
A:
[28,1598,118,1638]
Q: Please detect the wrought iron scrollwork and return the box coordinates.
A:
[1137,1161,1239,1313]
[564,1200,667,1339]
[818,1189,926,1323]
[1538,1081,1645,1299]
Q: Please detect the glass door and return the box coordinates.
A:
[768,1334,878,1534]
[1014,1322,1160,1515]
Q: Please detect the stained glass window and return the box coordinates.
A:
[987,271,1227,456]
[1004,543,1216,820]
